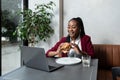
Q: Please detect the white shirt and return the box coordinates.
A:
[68,35,81,57]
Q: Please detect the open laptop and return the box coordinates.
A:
[20,46,64,72]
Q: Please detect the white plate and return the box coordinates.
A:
[55,57,81,65]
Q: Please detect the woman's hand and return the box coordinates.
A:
[55,43,65,57]
[48,44,63,57]
[70,43,82,54]
[49,43,68,57]
[70,43,88,55]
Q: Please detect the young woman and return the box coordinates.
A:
[46,17,94,58]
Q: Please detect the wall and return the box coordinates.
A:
[29,0,120,52]
[63,0,120,44]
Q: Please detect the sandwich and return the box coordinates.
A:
[60,42,72,53]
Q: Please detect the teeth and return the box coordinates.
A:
[69,32,73,34]
[69,33,74,35]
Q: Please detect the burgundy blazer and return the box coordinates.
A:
[46,35,94,58]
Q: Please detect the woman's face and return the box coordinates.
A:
[67,20,80,39]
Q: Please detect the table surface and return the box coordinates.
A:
[1,58,98,80]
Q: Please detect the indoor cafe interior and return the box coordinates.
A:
[1,0,120,80]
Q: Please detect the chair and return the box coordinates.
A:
[112,67,120,80]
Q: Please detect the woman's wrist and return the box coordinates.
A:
[48,51,59,57]
[77,50,87,55]
[76,49,82,54]
[53,51,59,56]
[81,51,88,55]
[55,51,62,57]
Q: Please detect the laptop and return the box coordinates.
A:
[20,46,64,72]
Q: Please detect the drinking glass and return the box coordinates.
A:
[82,55,91,67]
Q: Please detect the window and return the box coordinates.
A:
[1,0,28,75]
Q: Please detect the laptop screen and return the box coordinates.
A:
[20,46,64,72]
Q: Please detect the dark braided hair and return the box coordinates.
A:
[69,17,85,37]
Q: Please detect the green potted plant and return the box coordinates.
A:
[13,1,55,46]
